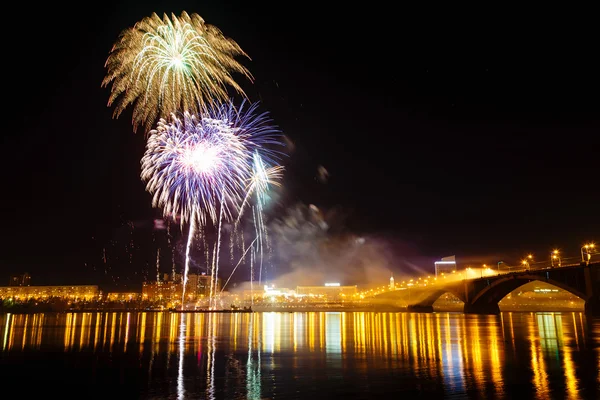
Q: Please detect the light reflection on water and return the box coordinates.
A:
[0,311,598,399]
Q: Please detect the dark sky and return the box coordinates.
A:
[2,2,598,287]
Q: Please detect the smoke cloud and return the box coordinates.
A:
[263,203,412,289]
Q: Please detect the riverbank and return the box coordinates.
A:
[0,305,585,315]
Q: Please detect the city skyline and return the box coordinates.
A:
[1,2,598,288]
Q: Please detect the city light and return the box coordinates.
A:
[581,243,596,263]
[2,240,597,314]
[551,249,562,267]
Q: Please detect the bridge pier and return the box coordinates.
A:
[463,302,500,315]
[407,304,434,313]
[583,264,600,317]
[584,297,600,317]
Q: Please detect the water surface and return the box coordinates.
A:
[1,311,598,399]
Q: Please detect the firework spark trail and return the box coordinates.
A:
[220,237,258,293]
[229,223,235,264]
[235,156,284,227]
[247,153,283,286]
[128,221,135,265]
[252,207,264,286]
[167,220,176,279]
[230,153,283,289]
[209,242,217,306]
[103,11,252,132]
[240,228,246,263]
[156,247,161,283]
[257,202,268,284]
[202,226,210,273]
[209,194,225,309]
[182,206,197,306]
[263,209,273,279]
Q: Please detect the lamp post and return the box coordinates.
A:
[521,259,530,271]
[581,243,595,264]
[581,245,588,263]
[497,261,503,274]
[551,250,561,267]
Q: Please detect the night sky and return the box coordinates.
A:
[2,2,598,288]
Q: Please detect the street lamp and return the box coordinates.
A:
[481,264,488,278]
[521,259,530,270]
[497,261,504,274]
[551,249,561,267]
[581,243,596,264]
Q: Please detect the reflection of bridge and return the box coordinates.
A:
[374,262,600,315]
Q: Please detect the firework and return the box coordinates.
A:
[225,152,284,298]
[247,153,283,286]
[141,102,281,225]
[141,101,283,307]
[103,11,252,132]
[237,152,284,220]
[156,247,161,283]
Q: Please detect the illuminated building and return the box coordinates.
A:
[389,275,395,290]
[142,280,181,301]
[106,292,142,301]
[142,272,218,301]
[264,285,292,296]
[0,285,99,301]
[0,274,97,300]
[185,273,214,298]
[295,283,357,300]
[435,255,457,277]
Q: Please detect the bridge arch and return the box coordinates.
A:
[466,275,588,314]
[416,288,467,307]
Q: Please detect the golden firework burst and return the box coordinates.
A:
[103,11,252,133]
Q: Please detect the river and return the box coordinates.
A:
[0,311,598,399]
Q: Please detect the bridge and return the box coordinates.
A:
[372,261,600,316]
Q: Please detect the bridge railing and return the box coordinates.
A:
[497,264,528,274]
[530,256,581,270]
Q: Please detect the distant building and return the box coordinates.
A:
[296,283,357,300]
[0,285,99,301]
[142,272,219,302]
[106,292,142,301]
[142,280,181,302]
[435,256,457,277]
[9,273,31,286]
[186,273,214,298]
[389,275,395,290]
